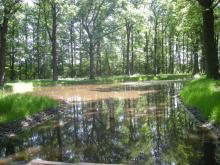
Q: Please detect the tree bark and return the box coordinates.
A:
[70,19,74,78]
[36,8,41,79]
[182,33,185,73]
[10,47,15,81]
[51,2,58,81]
[198,1,220,79]
[154,19,158,75]
[10,24,15,81]
[126,21,132,75]
[169,35,174,74]
[89,38,95,79]
[131,29,134,75]
[193,37,199,75]
[186,33,189,73]
[96,41,101,75]
[144,32,149,74]
[161,25,164,73]
[79,20,83,76]
[0,15,8,85]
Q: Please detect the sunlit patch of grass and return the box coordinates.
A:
[11,82,33,93]
[180,78,220,124]
[0,94,57,124]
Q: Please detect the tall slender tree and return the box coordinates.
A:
[0,0,21,85]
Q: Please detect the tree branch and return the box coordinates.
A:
[212,0,220,9]
[42,2,52,41]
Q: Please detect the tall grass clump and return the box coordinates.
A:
[180,78,220,124]
[0,94,57,124]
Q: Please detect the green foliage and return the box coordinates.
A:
[0,94,57,124]
[1,0,218,81]
[180,78,220,123]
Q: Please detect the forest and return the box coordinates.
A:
[0,0,219,84]
[1,0,220,164]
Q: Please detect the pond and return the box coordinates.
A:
[0,81,219,165]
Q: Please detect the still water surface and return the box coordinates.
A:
[0,81,219,164]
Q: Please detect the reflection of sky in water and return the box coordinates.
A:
[0,82,219,165]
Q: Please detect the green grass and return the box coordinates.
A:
[0,94,57,124]
[22,74,191,87]
[180,78,220,124]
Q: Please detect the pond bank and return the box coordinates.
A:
[0,94,57,124]
[0,105,63,139]
[180,78,220,124]
[180,78,220,138]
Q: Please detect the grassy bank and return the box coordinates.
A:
[26,74,192,86]
[180,78,220,124]
[0,93,57,124]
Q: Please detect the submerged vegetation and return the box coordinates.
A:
[0,93,57,124]
[180,79,220,124]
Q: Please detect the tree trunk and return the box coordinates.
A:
[36,9,41,79]
[165,32,168,73]
[215,33,219,72]
[89,38,95,79]
[79,20,83,76]
[161,25,164,73]
[199,2,219,79]
[96,41,101,75]
[193,37,199,75]
[186,33,189,73]
[131,29,134,75]
[144,32,149,74]
[0,16,8,85]
[169,35,174,74]
[51,3,58,81]
[126,21,131,75]
[70,19,74,78]
[182,33,185,73]
[154,19,158,75]
[10,24,15,81]
[10,48,15,81]
[122,33,126,74]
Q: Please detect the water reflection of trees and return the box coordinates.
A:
[0,83,210,164]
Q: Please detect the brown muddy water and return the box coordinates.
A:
[0,81,220,165]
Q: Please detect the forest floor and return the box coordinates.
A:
[180,78,220,125]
